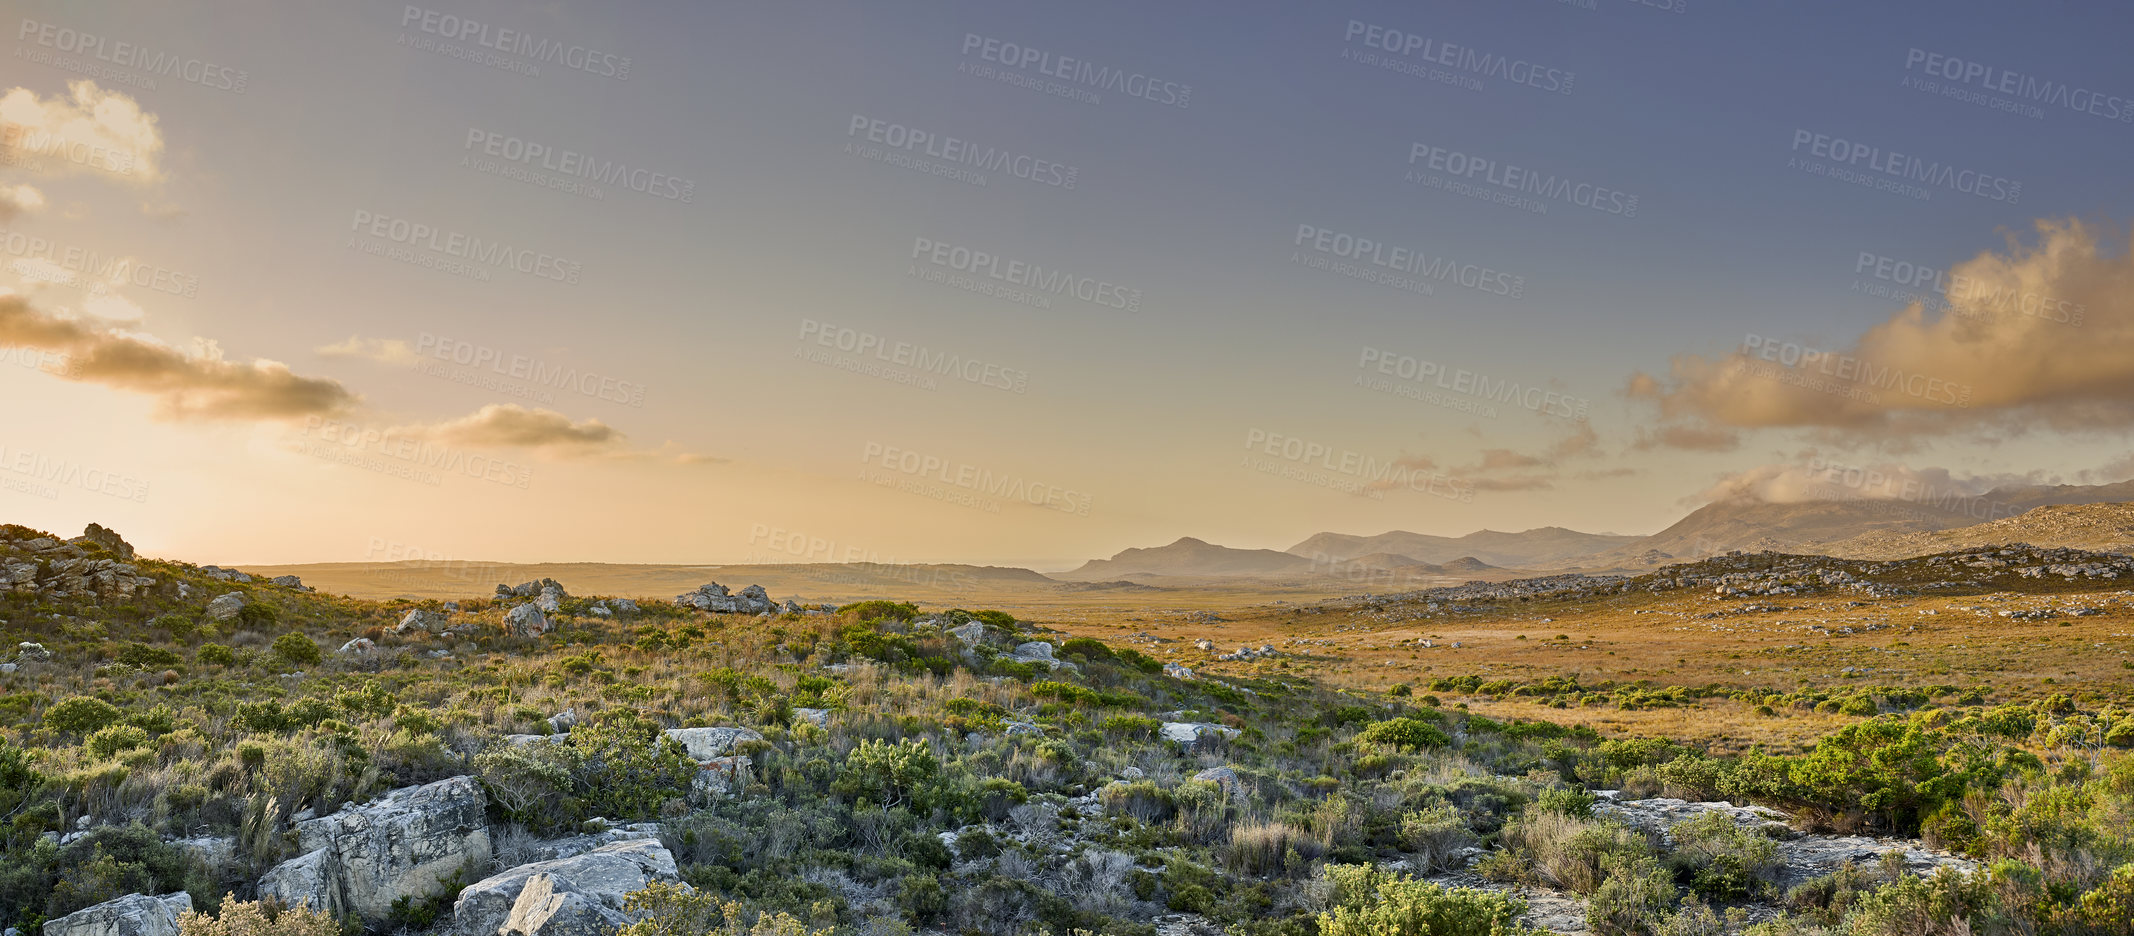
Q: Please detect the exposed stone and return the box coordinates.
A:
[259,847,343,915]
[793,707,830,727]
[547,709,578,733]
[662,726,762,762]
[40,893,190,936]
[500,872,633,936]
[948,622,987,646]
[1002,721,1042,736]
[204,592,247,622]
[1010,640,1078,672]
[290,775,493,921]
[337,637,376,656]
[1192,766,1245,797]
[398,608,447,634]
[452,839,680,936]
[506,603,549,637]
[69,523,133,560]
[1160,722,1240,752]
[1162,662,1196,680]
[608,598,639,615]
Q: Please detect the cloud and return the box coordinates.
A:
[0,82,164,182]
[0,183,44,220]
[395,403,719,463]
[317,335,421,366]
[0,294,359,419]
[1630,219,2134,443]
[1689,460,2042,507]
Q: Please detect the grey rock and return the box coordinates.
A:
[40,893,190,936]
[204,592,247,622]
[547,709,578,733]
[1161,722,1240,752]
[292,775,492,921]
[506,603,549,637]
[453,839,680,936]
[70,523,133,559]
[948,622,987,646]
[1121,766,1145,780]
[270,574,307,589]
[1162,662,1196,680]
[337,637,376,655]
[259,847,343,915]
[1192,766,1244,797]
[793,707,830,727]
[398,608,446,634]
[1002,721,1042,736]
[608,598,638,615]
[501,873,632,936]
[662,726,761,762]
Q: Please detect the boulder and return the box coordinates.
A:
[337,637,376,656]
[1192,766,1245,796]
[689,756,751,801]
[948,622,987,646]
[506,603,549,637]
[398,608,446,634]
[662,726,761,762]
[1160,722,1240,752]
[204,592,247,622]
[259,847,343,915]
[452,839,680,936]
[501,873,632,936]
[290,775,492,920]
[40,893,190,936]
[270,574,308,590]
[608,598,639,615]
[536,583,565,613]
[1010,641,1077,672]
[793,708,830,727]
[547,709,578,733]
[734,585,773,614]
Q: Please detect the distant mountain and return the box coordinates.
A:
[1580,480,2134,568]
[1053,537,1315,581]
[1287,527,1636,569]
[1814,501,2134,559]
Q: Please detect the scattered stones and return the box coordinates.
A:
[1216,644,1278,662]
[673,582,775,614]
[1162,662,1196,680]
[40,892,190,936]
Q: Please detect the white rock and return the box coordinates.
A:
[506,603,549,637]
[662,726,762,762]
[453,839,680,936]
[204,592,247,622]
[1160,722,1240,751]
[291,775,492,920]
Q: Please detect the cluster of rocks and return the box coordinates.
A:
[498,578,571,613]
[1215,644,1278,662]
[0,525,158,601]
[1591,793,1976,885]
[233,774,691,936]
[664,725,765,799]
[944,623,1080,673]
[673,582,793,615]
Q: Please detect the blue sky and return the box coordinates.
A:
[1,0,2130,567]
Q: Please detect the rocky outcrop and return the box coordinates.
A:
[673,582,774,614]
[399,608,447,634]
[1010,641,1077,672]
[452,839,679,936]
[266,775,492,921]
[259,847,342,915]
[501,873,631,936]
[0,527,157,601]
[40,893,190,936]
[68,523,134,559]
[1192,766,1245,796]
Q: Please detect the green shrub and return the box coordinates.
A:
[46,696,122,736]
[1319,864,1540,936]
[270,632,321,667]
[838,600,919,623]
[116,643,182,668]
[197,644,235,666]
[1058,638,1113,662]
[85,725,150,760]
[1356,717,1451,751]
[235,603,279,629]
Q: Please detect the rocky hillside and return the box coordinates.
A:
[1813,501,2134,559]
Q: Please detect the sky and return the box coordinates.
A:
[2,0,2133,570]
